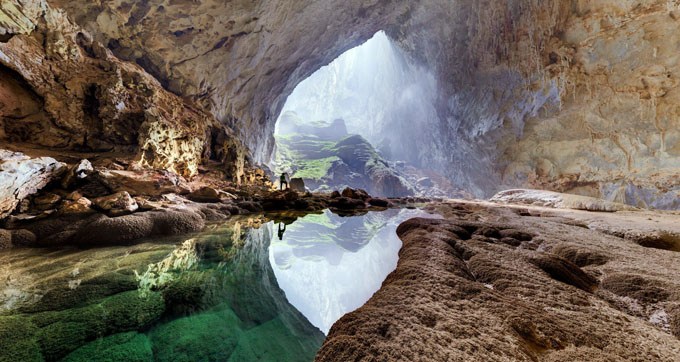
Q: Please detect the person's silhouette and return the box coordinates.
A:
[279,173,289,190]
[277,223,286,240]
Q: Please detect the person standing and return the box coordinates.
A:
[279,173,289,190]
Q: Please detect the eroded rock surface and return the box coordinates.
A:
[0,0,247,180]
[318,201,680,361]
[0,150,65,219]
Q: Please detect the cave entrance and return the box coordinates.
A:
[273,31,451,198]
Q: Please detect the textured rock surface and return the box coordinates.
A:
[318,201,680,361]
[490,189,636,212]
[0,150,65,219]
[0,0,246,180]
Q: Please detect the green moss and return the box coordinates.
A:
[148,307,243,362]
[228,317,323,362]
[62,332,153,362]
[0,316,42,362]
[32,290,164,360]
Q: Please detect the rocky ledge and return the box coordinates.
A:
[317,200,680,361]
[0,150,407,249]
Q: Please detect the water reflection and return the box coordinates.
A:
[269,208,440,334]
[0,208,438,361]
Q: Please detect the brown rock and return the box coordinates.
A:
[368,198,390,208]
[341,188,369,200]
[188,187,221,203]
[60,197,94,215]
[0,150,66,219]
[97,170,191,197]
[92,191,139,216]
[0,229,11,249]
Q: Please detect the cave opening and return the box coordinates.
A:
[272,31,455,198]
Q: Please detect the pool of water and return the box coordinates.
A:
[0,208,437,361]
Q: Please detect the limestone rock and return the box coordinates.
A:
[97,170,191,197]
[188,187,221,203]
[490,189,636,212]
[92,191,139,216]
[0,150,66,219]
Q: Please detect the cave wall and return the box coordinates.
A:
[2,0,679,207]
[0,0,247,180]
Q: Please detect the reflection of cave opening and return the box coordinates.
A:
[272,31,456,198]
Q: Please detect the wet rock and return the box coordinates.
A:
[368,198,390,208]
[341,188,369,200]
[72,209,205,246]
[0,229,11,248]
[9,228,36,246]
[92,191,139,216]
[289,178,305,192]
[329,197,366,210]
[0,150,66,219]
[188,187,221,203]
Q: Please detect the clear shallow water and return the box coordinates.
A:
[0,208,437,361]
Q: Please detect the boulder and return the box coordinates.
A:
[0,150,66,219]
[341,188,370,200]
[368,198,391,208]
[92,192,139,216]
[60,197,94,215]
[96,170,191,197]
[289,178,305,192]
[60,159,94,189]
[188,187,221,203]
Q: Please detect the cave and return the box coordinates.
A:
[272,31,449,197]
[1,1,680,361]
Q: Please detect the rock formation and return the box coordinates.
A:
[0,150,65,219]
[318,200,680,361]
[0,0,247,181]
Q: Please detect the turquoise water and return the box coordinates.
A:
[0,208,436,362]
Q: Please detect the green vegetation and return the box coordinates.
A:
[292,156,340,180]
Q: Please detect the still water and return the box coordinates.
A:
[0,208,436,361]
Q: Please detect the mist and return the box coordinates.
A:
[275,31,440,167]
